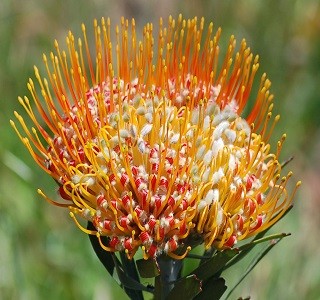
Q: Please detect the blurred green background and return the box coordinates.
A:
[1,0,319,299]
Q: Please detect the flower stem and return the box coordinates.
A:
[155,255,183,299]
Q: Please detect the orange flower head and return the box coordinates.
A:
[11,15,300,259]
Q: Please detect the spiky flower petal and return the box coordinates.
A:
[11,15,300,259]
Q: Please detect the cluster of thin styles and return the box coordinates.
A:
[12,15,300,259]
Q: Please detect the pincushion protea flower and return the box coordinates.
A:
[11,15,300,266]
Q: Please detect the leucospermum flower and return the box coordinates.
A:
[12,15,300,260]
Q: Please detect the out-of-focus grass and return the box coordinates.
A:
[1,0,319,299]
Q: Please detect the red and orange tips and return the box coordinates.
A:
[11,15,300,259]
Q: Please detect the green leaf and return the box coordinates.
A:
[223,232,290,271]
[191,249,238,281]
[136,258,160,278]
[225,237,285,299]
[238,233,290,252]
[87,222,115,276]
[119,252,145,300]
[194,277,227,300]
[112,255,153,295]
[167,275,202,300]
[153,276,162,300]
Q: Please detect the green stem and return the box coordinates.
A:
[155,255,183,300]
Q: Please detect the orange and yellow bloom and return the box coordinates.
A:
[11,15,300,259]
